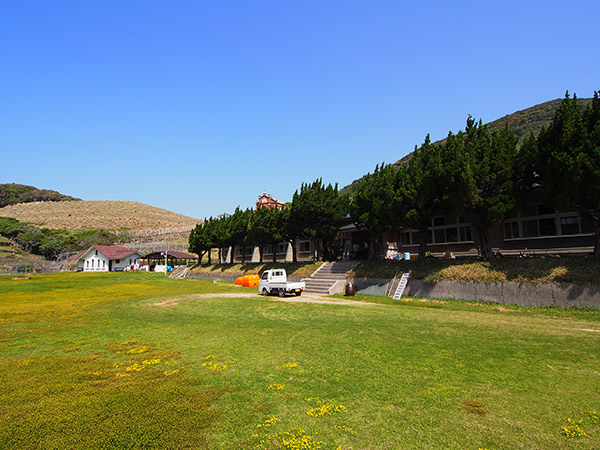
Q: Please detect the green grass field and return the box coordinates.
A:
[1,273,599,449]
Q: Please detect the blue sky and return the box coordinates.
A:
[1,1,598,220]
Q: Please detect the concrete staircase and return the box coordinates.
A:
[303,261,360,295]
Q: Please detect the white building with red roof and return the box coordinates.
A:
[76,245,142,272]
[256,191,285,210]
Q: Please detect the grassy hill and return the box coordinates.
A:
[340,97,593,196]
[0,183,79,208]
[0,200,200,232]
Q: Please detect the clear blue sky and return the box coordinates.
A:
[1,1,598,220]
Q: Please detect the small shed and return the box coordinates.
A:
[142,250,198,272]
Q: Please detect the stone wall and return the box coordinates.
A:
[351,277,600,309]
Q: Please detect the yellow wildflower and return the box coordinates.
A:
[125,363,145,372]
[307,402,346,417]
[211,363,227,373]
[125,346,148,354]
[142,359,160,366]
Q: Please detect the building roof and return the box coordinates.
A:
[257,191,286,209]
[68,250,85,260]
[142,250,198,260]
[75,245,141,262]
[94,245,141,259]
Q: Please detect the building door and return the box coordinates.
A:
[109,261,113,271]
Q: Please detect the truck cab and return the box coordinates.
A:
[259,269,305,297]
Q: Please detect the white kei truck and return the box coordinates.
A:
[258,269,305,297]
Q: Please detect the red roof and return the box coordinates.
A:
[143,250,198,259]
[92,245,141,259]
[68,251,85,260]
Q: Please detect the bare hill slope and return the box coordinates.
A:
[0,200,200,232]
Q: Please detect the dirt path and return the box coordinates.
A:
[271,293,372,306]
[155,292,370,307]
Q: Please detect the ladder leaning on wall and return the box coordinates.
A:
[392,273,410,300]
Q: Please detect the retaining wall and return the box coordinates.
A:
[187,272,303,283]
[352,277,600,309]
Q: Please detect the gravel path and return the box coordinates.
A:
[155,292,370,307]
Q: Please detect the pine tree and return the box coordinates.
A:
[538,91,600,256]
[462,117,518,258]
[350,163,401,259]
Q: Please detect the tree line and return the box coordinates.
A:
[190,91,599,262]
[189,179,348,263]
[0,217,121,260]
[350,91,600,258]
[0,183,79,208]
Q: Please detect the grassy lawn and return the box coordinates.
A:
[1,273,599,449]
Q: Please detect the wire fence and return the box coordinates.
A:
[121,241,190,253]
[116,226,196,239]
[1,260,65,275]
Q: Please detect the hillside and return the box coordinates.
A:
[339,97,593,196]
[0,183,79,208]
[0,200,200,232]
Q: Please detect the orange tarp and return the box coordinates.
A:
[235,274,260,287]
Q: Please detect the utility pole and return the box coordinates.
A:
[163,242,170,276]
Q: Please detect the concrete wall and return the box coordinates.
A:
[351,277,600,309]
[188,272,303,283]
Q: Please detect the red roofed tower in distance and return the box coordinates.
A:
[256,191,286,210]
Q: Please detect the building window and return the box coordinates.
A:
[277,242,286,254]
[116,259,120,263]
[299,240,310,252]
[401,231,421,246]
[503,205,591,240]
[560,216,581,235]
[401,219,472,246]
[430,216,472,244]
[91,259,94,268]
[245,247,253,256]
[264,244,274,255]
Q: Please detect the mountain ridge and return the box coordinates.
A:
[0,183,80,208]
[340,97,593,196]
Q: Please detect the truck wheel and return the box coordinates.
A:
[295,291,302,296]
[262,288,269,296]
[278,289,285,298]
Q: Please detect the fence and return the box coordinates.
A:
[121,241,190,253]
[116,226,196,239]
[1,260,64,275]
